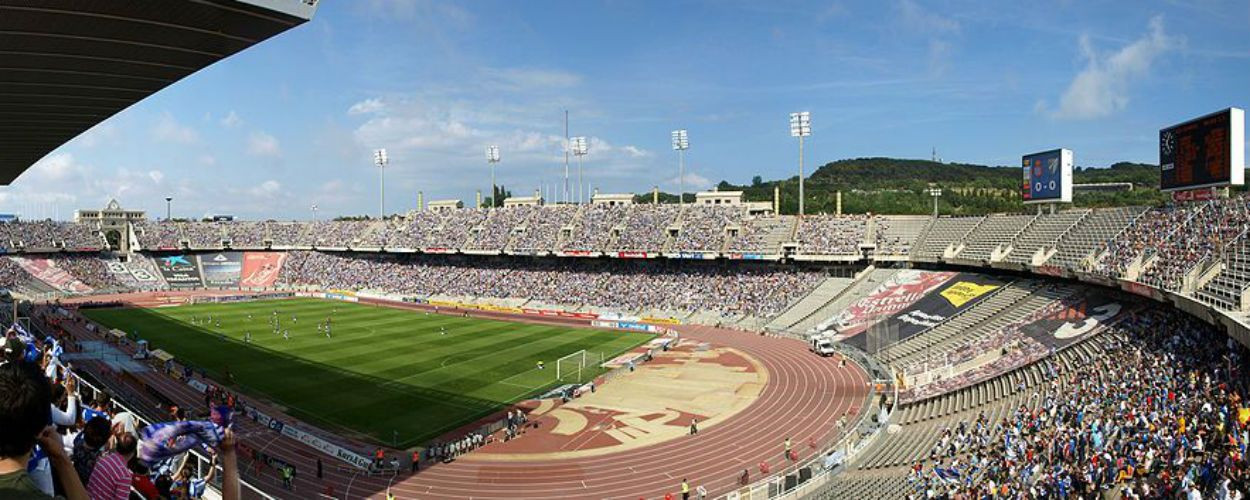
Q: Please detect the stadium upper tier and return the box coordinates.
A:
[0,0,315,183]
[6,195,1250,314]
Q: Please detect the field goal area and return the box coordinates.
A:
[555,349,606,384]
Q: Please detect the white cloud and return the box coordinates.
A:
[250,180,282,197]
[77,123,118,148]
[348,98,385,115]
[34,153,83,182]
[247,132,282,157]
[198,155,217,166]
[220,110,243,128]
[479,67,582,91]
[898,0,959,34]
[148,170,164,184]
[1045,16,1176,120]
[669,172,712,192]
[151,113,199,144]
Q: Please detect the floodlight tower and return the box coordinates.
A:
[311,203,319,221]
[164,197,172,221]
[671,129,689,205]
[929,188,942,217]
[571,137,588,204]
[486,145,501,209]
[789,111,811,216]
[373,148,388,219]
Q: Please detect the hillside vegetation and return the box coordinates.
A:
[638,158,1180,215]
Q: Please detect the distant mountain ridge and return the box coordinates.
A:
[686,157,1170,215]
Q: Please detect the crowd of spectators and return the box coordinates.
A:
[0,323,242,500]
[511,205,576,252]
[49,256,128,293]
[179,222,223,249]
[906,309,1250,499]
[672,205,740,252]
[426,210,488,249]
[560,205,627,252]
[614,204,681,252]
[796,214,867,255]
[1093,205,1187,280]
[0,221,102,250]
[221,222,266,248]
[1140,197,1250,290]
[277,251,825,318]
[134,222,183,250]
[466,206,538,251]
[0,257,34,290]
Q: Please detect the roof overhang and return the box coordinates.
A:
[0,0,318,184]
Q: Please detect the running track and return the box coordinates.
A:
[51,298,870,499]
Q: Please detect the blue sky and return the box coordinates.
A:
[5,0,1249,220]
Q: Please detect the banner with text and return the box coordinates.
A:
[155,255,203,289]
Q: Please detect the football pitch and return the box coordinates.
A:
[82,298,653,448]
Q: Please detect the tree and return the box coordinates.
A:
[751,175,763,187]
[483,185,512,208]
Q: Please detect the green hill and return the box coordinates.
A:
[639,158,1173,215]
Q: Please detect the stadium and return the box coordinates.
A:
[1,2,1249,500]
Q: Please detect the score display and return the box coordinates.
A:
[1160,108,1244,192]
[1021,148,1073,204]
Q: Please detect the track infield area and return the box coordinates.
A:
[82,298,651,448]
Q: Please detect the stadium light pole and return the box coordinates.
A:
[486,145,501,209]
[790,111,811,216]
[671,130,689,205]
[311,204,318,221]
[373,148,388,220]
[929,188,942,217]
[164,197,172,221]
[571,137,588,204]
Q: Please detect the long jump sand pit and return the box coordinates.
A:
[466,340,766,461]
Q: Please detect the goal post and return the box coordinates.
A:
[555,349,588,384]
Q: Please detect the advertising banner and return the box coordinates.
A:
[197,252,242,287]
[844,273,1006,350]
[827,270,956,336]
[11,257,92,293]
[240,252,286,288]
[155,255,203,289]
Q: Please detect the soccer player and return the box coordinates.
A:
[283,330,289,340]
[440,326,446,335]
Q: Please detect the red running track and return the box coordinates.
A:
[52,300,869,499]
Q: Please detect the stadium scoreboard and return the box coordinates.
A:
[1021,148,1073,204]
[1160,107,1244,192]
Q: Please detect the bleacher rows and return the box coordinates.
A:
[840,331,1117,476]
[953,214,1036,263]
[875,282,1034,366]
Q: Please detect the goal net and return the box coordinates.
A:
[555,350,588,384]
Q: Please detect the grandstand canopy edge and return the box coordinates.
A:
[0,0,316,184]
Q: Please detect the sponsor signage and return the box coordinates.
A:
[844,273,1006,350]
[240,252,286,288]
[1170,188,1218,203]
[617,251,650,259]
[155,255,203,289]
[1160,107,1245,192]
[197,252,242,287]
[829,270,956,337]
[674,251,714,260]
[11,257,92,293]
[560,250,594,257]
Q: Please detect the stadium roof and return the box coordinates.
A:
[0,0,318,185]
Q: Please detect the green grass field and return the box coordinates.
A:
[82,298,651,448]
